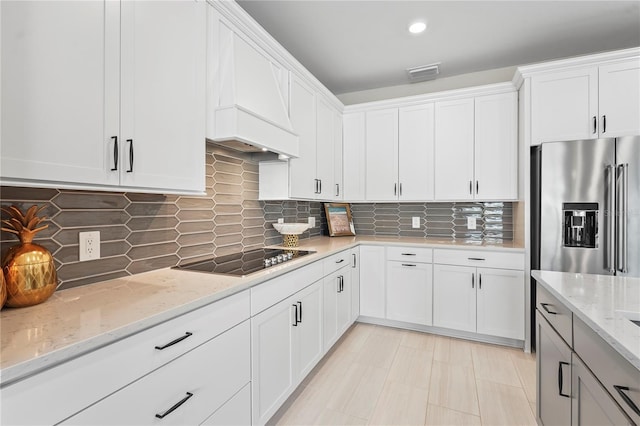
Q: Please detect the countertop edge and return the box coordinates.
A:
[532,270,640,370]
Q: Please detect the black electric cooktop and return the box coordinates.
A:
[174,248,315,277]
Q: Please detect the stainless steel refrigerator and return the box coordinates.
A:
[532,136,639,277]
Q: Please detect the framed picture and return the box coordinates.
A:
[324,203,355,237]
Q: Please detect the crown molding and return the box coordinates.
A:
[512,46,640,88]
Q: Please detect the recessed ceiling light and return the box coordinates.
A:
[409,21,427,34]
[261,147,268,152]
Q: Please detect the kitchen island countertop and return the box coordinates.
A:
[1,236,522,385]
[532,270,640,370]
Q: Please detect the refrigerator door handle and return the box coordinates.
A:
[617,163,629,273]
[605,165,615,273]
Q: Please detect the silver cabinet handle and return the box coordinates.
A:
[616,164,628,273]
[352,253,357,268]
[335,183,340,197]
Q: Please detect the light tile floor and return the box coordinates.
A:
[270,323,536,426]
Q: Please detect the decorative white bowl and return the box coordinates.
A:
[272,223,311,235]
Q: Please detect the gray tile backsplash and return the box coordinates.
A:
[1,146,326,290]
[1,145,512,291]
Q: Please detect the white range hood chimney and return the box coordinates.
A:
[208,24,299,157]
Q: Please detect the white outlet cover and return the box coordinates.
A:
[79,231,101,262]
[467,217,477,230]
[308,216,316,228]
[412,217,420,229]
[277,218,284,224]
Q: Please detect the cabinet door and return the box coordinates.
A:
[293,281,324,381]
[399,103,435,201]
[336,270,352,336]
[119,0,206,192]
[433,264,476,332]
[476,268,524,339]
[474,92,518,200]
[316,97,335,199]
[342,112,366,201]
[571,354,632,426]
[365,108,399,200]
[531,67,598,144]
[1,1,119,186]
[251,298,295,425]
[350,248,361,322]
[599,59,640,138]
[386,261,433,325]
[289,75,317,198]
[333,110,344,200]
[323,270,340,351]
[536,312,572,426]
[359,245,386,318]
[434,98,475,200]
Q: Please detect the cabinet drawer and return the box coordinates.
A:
[574,317,640,424]
[322,249,352,275]
[387,246,433,263]
[251,261,323,315]
[433,249,523,269]
[536,284,573,347]
[63,320,251,425]
[1,290,250,426]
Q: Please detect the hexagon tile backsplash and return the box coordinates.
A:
[1,145,512,291]
[0,146,326,290]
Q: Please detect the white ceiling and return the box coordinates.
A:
[236,1,640,95]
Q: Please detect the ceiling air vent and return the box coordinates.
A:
[406,63,440,83]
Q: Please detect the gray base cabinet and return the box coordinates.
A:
[572,354,631,426]
[536,311,572,426]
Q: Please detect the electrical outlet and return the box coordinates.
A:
[412,217,420,229]
[277,218,284,224]
[308,216,316,228]
[79,231,100,261]
[467,217,477,230]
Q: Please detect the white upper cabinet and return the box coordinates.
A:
[398,103,435,201]
[342,112,366,201]
[288,75,317,199]
[316,97,342,200]
[598,59,640,138]
[1,1,118,187]
[434,98,475,200]
[119,0,206,192]
[531,67,598,144]
[474,92,518,200]
[365,108,399,201]
[530,56,640,144]
[1,0,206,194]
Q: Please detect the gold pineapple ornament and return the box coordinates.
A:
[1,204,58,308]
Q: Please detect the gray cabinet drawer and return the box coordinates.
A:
[574,317,640,424]
[536,283,573,347]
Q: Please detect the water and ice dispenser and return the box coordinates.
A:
[563,203,598,248]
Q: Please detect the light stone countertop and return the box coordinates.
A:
[0,236,523,386]
[532,270,640,370]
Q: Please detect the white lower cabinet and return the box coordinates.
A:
[251,280,323,426]
[350,247,360,322]
[433,264,477,332]
[323,264,352,351]
[63,321,251,425]
[386,261,433,326]
[359,245,386,318]
[433,264,524,340]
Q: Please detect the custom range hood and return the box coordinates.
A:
[208,24,298,157]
